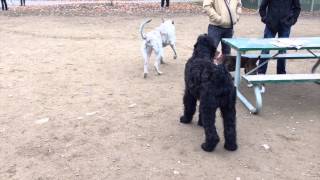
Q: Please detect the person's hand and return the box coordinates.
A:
[216,16,223,24]
[210,15,223,24]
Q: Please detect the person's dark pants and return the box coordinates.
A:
[1,0,8,10]
[161,0,169,7]
[258,25,291,74]
[20,0,25,6]
[208,24,234,55]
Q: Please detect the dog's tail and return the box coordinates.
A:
[140,19,152,40]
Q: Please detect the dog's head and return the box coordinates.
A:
[162,18,174,25]
[193,34,216,59]
[222,55,258,73]
[159,19,176,44]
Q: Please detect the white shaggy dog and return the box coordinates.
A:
[140,19,177,78]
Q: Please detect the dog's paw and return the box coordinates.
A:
[201,138,220,152]
[160,59,166,64]
[173,55,177,59]
[197,119,203,126]
[153,66,163,75]
[201,143,214,152]
[224,143,238,151]
[144,73,148,78]
[180,116,191,124]
[201,141,218,152]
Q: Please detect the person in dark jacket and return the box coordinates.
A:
[258,0,301,74]
[1,0,8,11]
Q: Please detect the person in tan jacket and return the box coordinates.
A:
[203,0,242,56]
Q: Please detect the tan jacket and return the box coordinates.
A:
[203,0,242,28]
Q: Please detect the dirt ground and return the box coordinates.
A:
[0,13,319,180]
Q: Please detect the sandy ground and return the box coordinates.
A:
[0,14,319,180]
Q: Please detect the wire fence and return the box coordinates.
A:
[7,0,201,6]
[242,0,320,12]
[6,0,320,12]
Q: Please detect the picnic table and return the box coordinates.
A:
[222,37,320,114]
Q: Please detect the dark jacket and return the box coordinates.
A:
[259,0,301,33]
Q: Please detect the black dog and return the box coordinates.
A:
[180,34,237,152]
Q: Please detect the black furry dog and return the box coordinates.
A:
[180,34,237,152]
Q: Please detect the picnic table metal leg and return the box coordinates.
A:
[237,90,257,113]
[235,51,262,114]
[253,85,263,113]
[234,51,241,87]
[237,86,263,114]
[312,59,320,84]
[306,49,320,84]
[311,59,320,73]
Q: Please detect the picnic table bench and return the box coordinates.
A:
[222,37,320,114]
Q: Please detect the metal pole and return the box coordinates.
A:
[257,0,261,9]
[310,0,315,12]
[234,51,242,87]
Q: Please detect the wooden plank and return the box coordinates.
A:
[241,53,320,59]
[243,74,320,84]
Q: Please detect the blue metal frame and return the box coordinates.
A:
[223,37,320,114]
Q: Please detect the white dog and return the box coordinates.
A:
[140,19,177,78]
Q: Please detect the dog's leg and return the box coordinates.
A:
[180,89,197,124]
[312,59,320,73]
[170,43,178,59]
[160,56,165,64]
[154,49,163,75]
[200,95,220,152]
[221,106,238,151]
[220,89,238,151]
[142,46,152,78]
[312,59,320,84]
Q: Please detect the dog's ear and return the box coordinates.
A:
[193,42,198,49]
[172,20,174,24]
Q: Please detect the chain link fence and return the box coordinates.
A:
[242,0,320,12]
[7,0,202,6]
[6,0,320,12]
